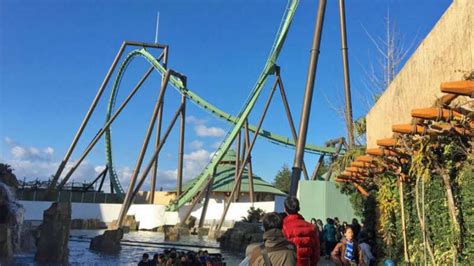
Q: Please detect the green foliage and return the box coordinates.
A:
[376,174,401,258]
[0,163,14,176]
[241,207,265,223]
[457,160,474,261]
[273,164,291,194]
[333,125,472,264]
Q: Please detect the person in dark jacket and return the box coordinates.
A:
[323,218,338,258]
[352,218,361,241]
[138,253,152,266]
[247,212,296,266]
[282,197,320,266]
[331,226,365,266]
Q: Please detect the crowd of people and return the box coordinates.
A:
[311,217,375,265]
[138,248,224,266]
[137,196,375,266]
[241,197,375,266]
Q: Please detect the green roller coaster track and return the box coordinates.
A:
[104,0,337,209]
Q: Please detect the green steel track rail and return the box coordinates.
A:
[104,0,336,205]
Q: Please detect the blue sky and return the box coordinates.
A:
[0,0,451,190]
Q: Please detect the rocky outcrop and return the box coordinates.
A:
[0,164,19,190]
[0,165,23,258]
[71,218,107,229]
[35,202,71,263]
[20,221,39,252]
[163,225,180,241]
[0,224,12,258]
[109,215,139,232]
[183,216,197,229]
[89,229,123,253]
[217,222,263,252]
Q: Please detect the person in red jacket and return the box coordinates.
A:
[282,196,320,266]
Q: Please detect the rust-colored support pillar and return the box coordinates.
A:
[177,94,186,197]
[338,0,355,148]
[57,66,157,189]
[244,120,255,204]
[182,175,214,226]
[216,77,278,233]
[117,71,171,227]
[290,0,327,196]
[277,74,310,180]
[234,131,241,202]
[199,169,216,228]
[150,46,169,204]
[312,154,325,180]
[49,42,127,192]
[120,102,184,225]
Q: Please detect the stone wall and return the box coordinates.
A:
[366,0,473,148]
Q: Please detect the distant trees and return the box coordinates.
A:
[273,164,291,194]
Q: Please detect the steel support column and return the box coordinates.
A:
[128,103,185,207]
[49,42,127,191]
[84,166,108,191]
[57,66,157,189]
[199,172,215,228]
[234,131,241,202]
[243,120,255,204]
[116,71,171,226]
[177,93,186,197]
[277,74,310,180]
[324,138,344,181]
[181,175,214,226]
[216,78,278,232]
[312,154,325,180]
[150,46,169,204]
[290,0,327,196]
[338,0,355,148]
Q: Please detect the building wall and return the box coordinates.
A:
[366,0,473,148]
[297,180,359,223]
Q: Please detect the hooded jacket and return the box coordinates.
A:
[248,229,297,266]
[282,214,320,266]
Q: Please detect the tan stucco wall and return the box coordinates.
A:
[135,191,176,204]
[366,0,473,148]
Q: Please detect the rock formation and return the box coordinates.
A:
[163,225,180,241]
[35,202,71,263]
[217,222,263,252]
[0,164,24,258]
[90,229,123,253]
[71,218,107,229]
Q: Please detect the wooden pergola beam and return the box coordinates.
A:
[440,80,474,96]
[411,107,463,121]
[366,148,398,157]
[377,138,398,147]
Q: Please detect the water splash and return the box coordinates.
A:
[0,181,25,252]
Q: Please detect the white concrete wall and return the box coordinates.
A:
[20,200,278,230]
[177,201,276,223]
[20,201,171,229]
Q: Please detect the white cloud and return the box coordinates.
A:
[211,141,222,149]
[3,137,102,183]
[2,137,213,192]
[186,115,206,125]
[9,142,54,162]
[189,140,204,150]
[186,115,226,138]
[195,124,225,137]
